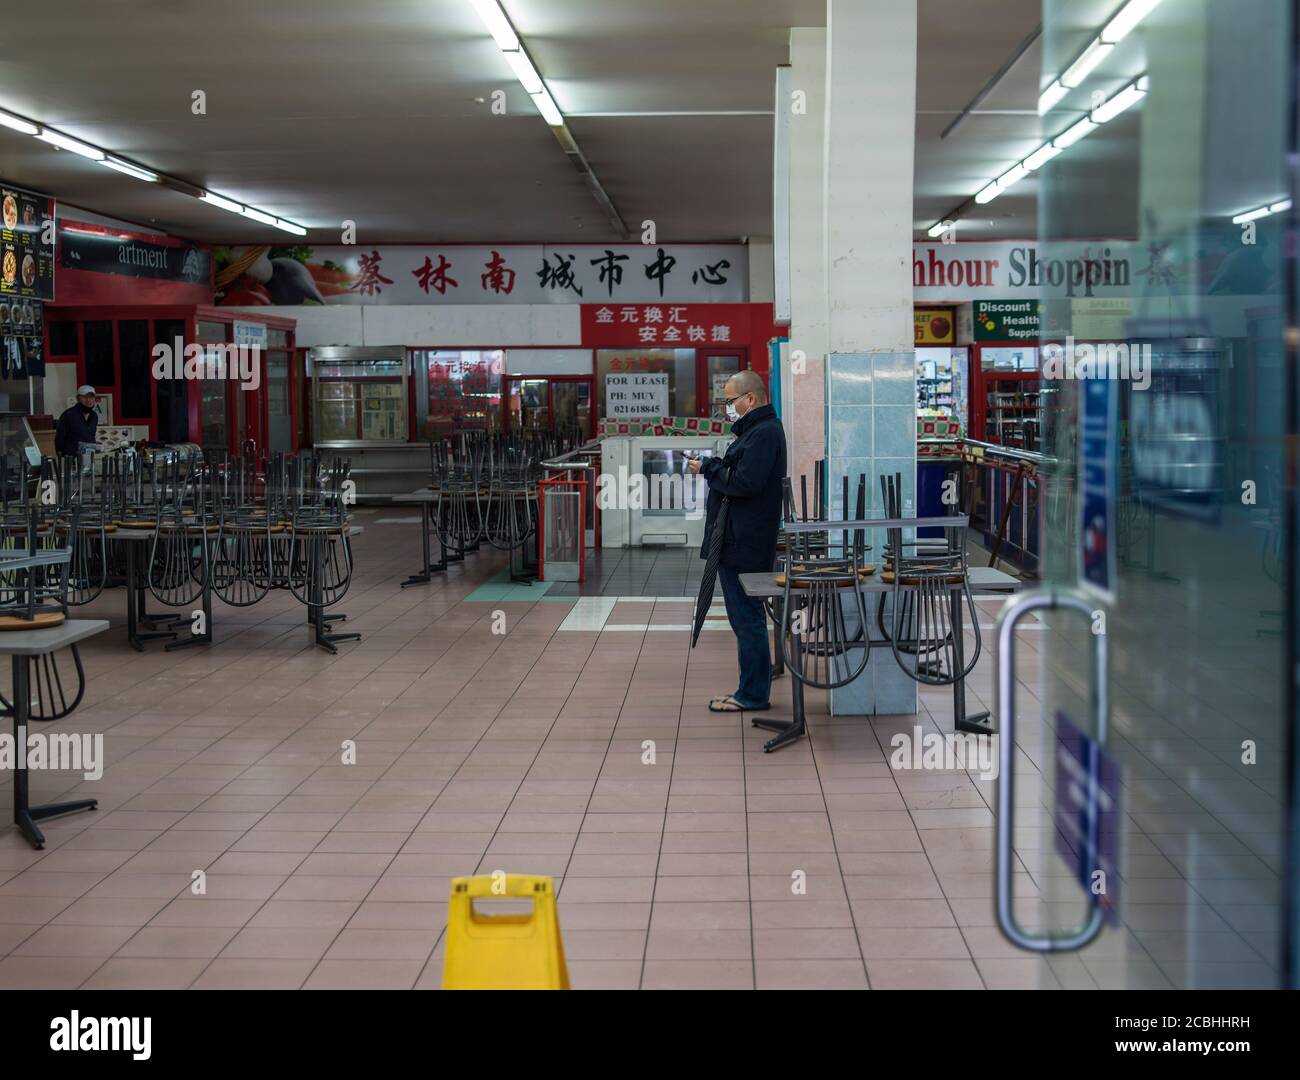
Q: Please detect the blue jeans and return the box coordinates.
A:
[717,564,771,708]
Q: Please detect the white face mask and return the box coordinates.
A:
[725,403,739,422]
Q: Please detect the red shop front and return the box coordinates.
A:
[46,221,297,456]
[580,302,777,428]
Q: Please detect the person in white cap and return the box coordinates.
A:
[55,385,99,456]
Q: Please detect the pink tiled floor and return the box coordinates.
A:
[0,512,1034,990]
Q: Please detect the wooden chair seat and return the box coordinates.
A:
[0,611,66,631]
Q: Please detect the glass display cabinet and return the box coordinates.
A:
[308,346,424,502]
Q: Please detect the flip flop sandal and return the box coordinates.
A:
[708,696,772,712]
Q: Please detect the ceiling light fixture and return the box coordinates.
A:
[1024,143,1063,171]
[199,191,244,214]
[1037,80,1069,116]
[503,49,544,95]
[1053,116,1097,149]
[240,206,279,227]
[925,75,1148,238]
[36,126,104,160]
[1101,0,1165,44]
[0,108,38,135]
[467,0,519,50]
[99,156,159,183]
[463,0,628,236]
[3,102,308,232]
[1091,80,1147,123]
[1060,39,1114,88]
[1232,198,1292,225]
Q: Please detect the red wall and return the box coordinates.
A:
[51,221,213,308]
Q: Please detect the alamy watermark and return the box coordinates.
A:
[0,726,103,780]
[150,336,261,391]
[1041,336,1151,391]
[889,725,998,781]
[596,465,708,520]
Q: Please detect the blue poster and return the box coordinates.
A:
[1077,375,1118,601]
[1053,711,1122,926]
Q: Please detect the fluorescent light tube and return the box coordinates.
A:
[504,49,543,94]
[998,162,1029,189]
[975,181,1002,205]
[1060,39,1114,87]
[530,87,563,126]
[100,156,159,182]
[1231,206,1270,224]
[1053,116,1097,149]
[200,191,244,214]
[1024,143,1063,170]
[927,221,953,238]
[1092,81,1147,123]
[1102,0,1164,43]
[274,218,308,236]
[0,109,38,135]
[1268,199,1292,214]
[240,206,279,227]
[1037,80,1069,115]
[468,0,519,51]
[36,127,104,160]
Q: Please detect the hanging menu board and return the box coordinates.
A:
[0,181,55,301]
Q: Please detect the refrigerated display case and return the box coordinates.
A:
[309,345,425,501]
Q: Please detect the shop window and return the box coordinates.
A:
[595,348,696,420]
[83,321,115,386]
[154,319,188,443]
[420,350,502,430]
[47,321,78,357]
[196,319,227,342]
[118,320,153,418]
[267,351,292,451]
[267,328,290,348]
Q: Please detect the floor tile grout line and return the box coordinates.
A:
[636,618,680,991]
[805,700,873,990]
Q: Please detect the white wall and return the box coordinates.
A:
[504,349,592,376]
[233,304,583,348]
[748,238,775,304]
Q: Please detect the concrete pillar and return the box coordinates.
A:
[823,0,919,715]
[786,27,827,498]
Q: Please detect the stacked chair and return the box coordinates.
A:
[878,471,982,686]
[775,467,872,691]
[2,444,359,653]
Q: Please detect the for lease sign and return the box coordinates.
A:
[606,372,668,417]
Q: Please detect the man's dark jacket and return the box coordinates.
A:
[700,402,787,572]
[55,404,98,456]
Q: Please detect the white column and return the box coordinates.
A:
[823,0,918,714]
[785,26,828,499]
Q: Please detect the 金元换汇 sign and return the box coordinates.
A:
[581,303,752,348]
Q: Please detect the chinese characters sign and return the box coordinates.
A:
[580,303,752,347]
[606,372,669,418]
[214,244,746,306]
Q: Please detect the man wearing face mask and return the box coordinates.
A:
[687,369,787,712]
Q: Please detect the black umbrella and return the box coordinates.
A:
[691,497,728,648]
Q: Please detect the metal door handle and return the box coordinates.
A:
[994,587,1108,953]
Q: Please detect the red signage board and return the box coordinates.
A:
[580,302,753,348]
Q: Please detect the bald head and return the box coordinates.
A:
[725,369,767,406]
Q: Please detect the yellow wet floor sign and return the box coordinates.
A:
[443,873,569,990]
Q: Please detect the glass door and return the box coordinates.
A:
[996,0,1296,989]
[698,348,748,418]
[504,376,594,437]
